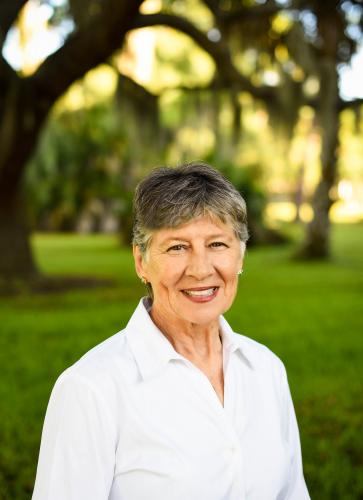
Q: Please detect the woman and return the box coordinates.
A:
[32,162,310,500]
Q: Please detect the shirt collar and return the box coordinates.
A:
[125,297,255,381]
[219,315,255,370]
[125,298,184,380]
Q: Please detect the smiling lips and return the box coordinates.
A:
[181,286,219,302]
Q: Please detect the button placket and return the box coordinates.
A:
[189,362,247,498]
[178,357,235,437]
[174,354,248,499]
[184,355,245,449]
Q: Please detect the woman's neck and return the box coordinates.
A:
[150,306,222,359]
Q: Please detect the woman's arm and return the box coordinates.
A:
[32,370,117,500]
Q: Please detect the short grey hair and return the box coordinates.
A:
[132,161,249,255]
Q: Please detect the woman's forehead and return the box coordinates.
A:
[152,215,236,243]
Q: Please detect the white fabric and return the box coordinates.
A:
[32,297,310,500]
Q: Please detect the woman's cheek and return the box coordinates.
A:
[165,260,186,283]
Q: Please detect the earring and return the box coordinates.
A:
[140,276,147,284]
[237,269,243,275]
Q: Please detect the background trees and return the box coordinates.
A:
[1,0,363,285]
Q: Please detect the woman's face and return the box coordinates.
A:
[133,215,244,327]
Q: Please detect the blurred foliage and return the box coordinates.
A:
[26,69,290,244]
[11,0,363,248]
[24,61,363,243]
[25,67,170,240]
[204,152,285,245]
[26,100,127,231]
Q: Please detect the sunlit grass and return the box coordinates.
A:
[0,223,362,499]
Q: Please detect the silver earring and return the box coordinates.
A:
[140,276,147,284]
[237,269,243,275]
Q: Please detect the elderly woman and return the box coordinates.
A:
[32,162,310,500]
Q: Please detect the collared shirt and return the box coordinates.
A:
[32,298,310,500]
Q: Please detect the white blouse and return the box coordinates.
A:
[32,298,310,500]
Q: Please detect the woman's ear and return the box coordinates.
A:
[239,241,246,270]
[133,245,147,281]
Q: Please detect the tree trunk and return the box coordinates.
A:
[0,191,38,282]
[298,6,342,259]
[299,58,339,259]
[0,76,50,284]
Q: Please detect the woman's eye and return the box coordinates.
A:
[210,242,227,248]
[167,244,186,252]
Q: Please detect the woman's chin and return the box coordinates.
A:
[152,288,234,327]
[176,292,228,325]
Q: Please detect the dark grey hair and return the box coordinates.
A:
[133,161,249,256]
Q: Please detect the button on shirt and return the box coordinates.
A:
[32,298,310,500]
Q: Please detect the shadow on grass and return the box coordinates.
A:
[0,275,116,296]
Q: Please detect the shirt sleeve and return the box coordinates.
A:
[32,369,116,500]
[280,364,311,500]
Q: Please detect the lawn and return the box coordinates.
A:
[0,224,362,499]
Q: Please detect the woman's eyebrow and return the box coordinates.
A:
[205,233,234,243]
[207,233,230,239]
[161,233,232,245]
[160,237,189,246]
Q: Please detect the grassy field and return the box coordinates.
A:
[0,224,362,499]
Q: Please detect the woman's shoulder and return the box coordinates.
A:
[53,327,138,399]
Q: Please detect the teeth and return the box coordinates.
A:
[184,288,216,297]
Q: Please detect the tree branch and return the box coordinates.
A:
[133,12,275,100]
[0,0,28,48]
[117,72,157,99]
[202,0,281,25]
[30,0,144,107]
[162,82,220,93]
[201,0,220,17]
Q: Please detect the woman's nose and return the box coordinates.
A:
[185,249,214,280]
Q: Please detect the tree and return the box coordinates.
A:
[292,1,362,258]
[197,0,363,258]
[0,0,143,282]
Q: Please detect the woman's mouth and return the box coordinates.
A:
[181,287,219,302]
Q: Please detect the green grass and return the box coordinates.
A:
[0,224,362,499]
